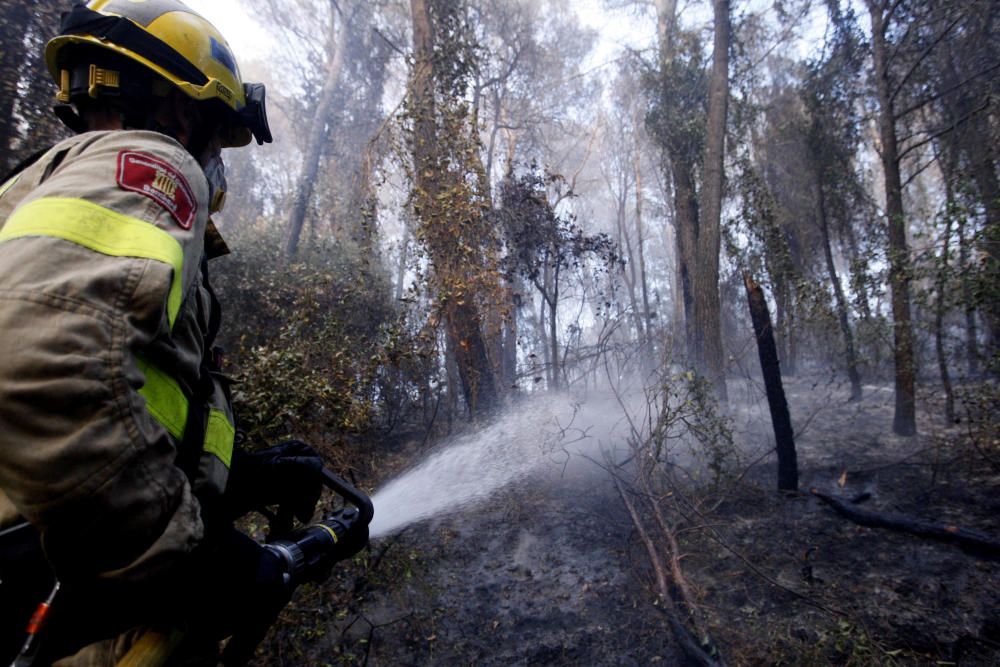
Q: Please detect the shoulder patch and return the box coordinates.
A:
[116,151,197,230]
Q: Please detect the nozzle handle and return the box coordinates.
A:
[320,468,373,526]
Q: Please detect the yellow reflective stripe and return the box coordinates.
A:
[0,174,20,199]
[204,409,234,468]
[0,197,185,327]
[136,356,187,441]
[136,358,233,469]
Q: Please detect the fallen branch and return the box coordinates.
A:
[613,474,725,667]
[810,488,1000,559]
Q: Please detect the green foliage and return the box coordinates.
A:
[642,369,738,486]
[643,32,708,168]
[212,223,424,444]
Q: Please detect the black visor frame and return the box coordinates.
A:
[240,82,272,145]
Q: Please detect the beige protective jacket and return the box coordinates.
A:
[0,130,234,586]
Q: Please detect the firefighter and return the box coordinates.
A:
[0,1,364,664]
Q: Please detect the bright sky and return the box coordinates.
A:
[185,0,824,83]
[185,0,657,69]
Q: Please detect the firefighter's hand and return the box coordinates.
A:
[223,440,324,524]
[185,528,293,644]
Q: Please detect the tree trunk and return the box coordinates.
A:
[634,130,652,353]
[655,0,691,359]
[957,213,980,376]
[617,183,645,344]
[409,0,498,416]
[539,262,552,386]
[285,1,350,258]
[502,283,519,390]
[816,176,863,400]
[744,274,798,491]
[549,294,560,389]
[935,213,956,424]
[693,0,731,400]
[654,0,678,66]
[939,43,989,375]
[0,5,27,171]
[548,262,562,389]
[940,122,981,379]
[966,123,1000,360]
[667,219,685,355]
[673,162,699,359]
[868,1,917,435]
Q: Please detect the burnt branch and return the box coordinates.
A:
[811,489,1000,559]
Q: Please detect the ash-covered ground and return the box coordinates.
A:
[258,376,1000,666]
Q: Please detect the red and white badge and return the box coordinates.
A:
[116,151,197,230]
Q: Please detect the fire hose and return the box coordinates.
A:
[7,468,373,667]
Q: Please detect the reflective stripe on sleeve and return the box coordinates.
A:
[204,409,235,469]
[136,357,234,469]
[136,356,188,441]
[0,197,185,327]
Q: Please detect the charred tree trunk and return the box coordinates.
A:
[285,0,349,258]
[816,177,863,400]
[693,0,731,400]
[811,489,1000,558]
[744,274,798,492]
[867,1,917,435]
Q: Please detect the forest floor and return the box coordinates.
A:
[258,375,1000,666]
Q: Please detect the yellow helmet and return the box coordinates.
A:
[45,0,271,147]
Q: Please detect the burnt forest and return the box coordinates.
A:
[3,0,999,665]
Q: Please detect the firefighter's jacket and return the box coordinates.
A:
[0,130,234,586]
